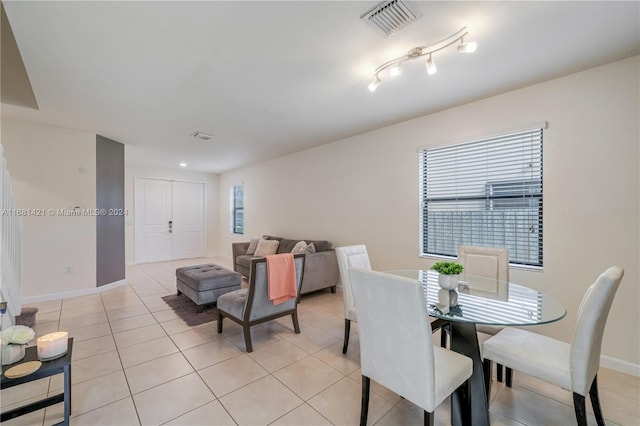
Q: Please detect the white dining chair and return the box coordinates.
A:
[335,245,371,354]
[349,268,473,426]
[455,245,511,384]
[482,266,624,426]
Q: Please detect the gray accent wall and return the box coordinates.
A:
[96,135,125,286]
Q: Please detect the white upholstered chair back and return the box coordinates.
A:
[349,269,438,411]
[457,245,509,282]
[570,266,624,395]
[336,245,371,321]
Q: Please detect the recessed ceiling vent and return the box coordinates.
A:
[361,0,422,38]
[191,131,213,141]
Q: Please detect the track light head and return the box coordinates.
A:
[426,55,437,75]
[457,37,477,53]
[368,76,381,92]
[389,63,403,77]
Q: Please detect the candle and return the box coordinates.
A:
[37,332,68,360]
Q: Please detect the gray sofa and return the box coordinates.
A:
[232,236,339,295]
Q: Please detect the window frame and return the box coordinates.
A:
[419,127,544,268]
[230,184,244,235]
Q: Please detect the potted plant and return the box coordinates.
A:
[431,260,464,290]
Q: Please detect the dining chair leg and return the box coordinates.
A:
[572,392,588,426]
[496,364,503,382]
[292,311,301,334]
[482,359,492,400]
[589,375,605,426]
[505,367,513,387]
[440,324,448,348]
[217,311,223,333]
[343,319,351,354]
[424,410,434,426]
[242,324,253,353]
[360,375,370,426]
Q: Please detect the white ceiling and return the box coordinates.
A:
[3,1,639,174]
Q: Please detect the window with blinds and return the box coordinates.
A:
[419,128,543,267]
[230,184,244,234]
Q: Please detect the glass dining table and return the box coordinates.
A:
[387,270,567,426]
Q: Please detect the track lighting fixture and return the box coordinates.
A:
[367,27,476,92]
[425,54,436,75]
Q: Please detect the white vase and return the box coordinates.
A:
[438,274,460,290]
[1,344,26,365]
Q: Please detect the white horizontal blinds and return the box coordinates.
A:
[420,128,543,267]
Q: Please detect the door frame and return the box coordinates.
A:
[133,176,207,264]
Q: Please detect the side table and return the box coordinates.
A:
[1,337,73,426]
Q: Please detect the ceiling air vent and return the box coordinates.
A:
[361,0,422,38]
[191,131,213,141]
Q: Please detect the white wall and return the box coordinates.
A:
[216,57,639,370]
[124,162,219,264]
[1,120,97,298]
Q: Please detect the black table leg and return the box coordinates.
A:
[450,322,491,426]
[63,363,71,425]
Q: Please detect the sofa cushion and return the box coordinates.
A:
[306,240,332,252]
[236,254,253,268]
[291,241,307,254]
[246,238,260,255]
[254,239,279,256]
[277,239,299,254]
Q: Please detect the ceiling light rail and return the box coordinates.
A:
[368,26,477,92]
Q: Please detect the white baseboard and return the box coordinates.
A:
[601,354,640,377]
[22,279,127,304]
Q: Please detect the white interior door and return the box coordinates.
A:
[134,178,205,263]
[172,181,205,260]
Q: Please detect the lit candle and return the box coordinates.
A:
[37,332,68,360]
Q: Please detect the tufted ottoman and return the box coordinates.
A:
[176,264,243,312]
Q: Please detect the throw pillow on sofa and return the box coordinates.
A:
[246,238,260,255]
[254,239,279,256]
[291,241,307,254]
[304,243,316,254]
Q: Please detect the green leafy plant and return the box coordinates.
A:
[431,260,464,275]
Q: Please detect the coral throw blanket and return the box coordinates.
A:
[265,253,297,306]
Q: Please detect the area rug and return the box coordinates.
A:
[161,294,218,327]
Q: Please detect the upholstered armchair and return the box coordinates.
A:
[216,254,305,352]
[482,266,624,426]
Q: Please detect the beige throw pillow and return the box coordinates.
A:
[290,241,307,254]
[304,242,316,254]
[246,238,260,255]
[254,239,279,257]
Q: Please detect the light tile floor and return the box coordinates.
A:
[2,257,638,425]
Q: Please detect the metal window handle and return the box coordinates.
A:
[168,220,173,234]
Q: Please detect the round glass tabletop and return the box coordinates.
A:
[386,270,566,326]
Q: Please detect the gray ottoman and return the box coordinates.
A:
[176,264,242,311]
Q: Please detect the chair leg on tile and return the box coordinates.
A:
[217,311,223,333]
[292,311,301,334]
[589,375,605,426]
[496,363,503,382]
[424,410,434,426]
[343,319,351,354]
[242,325,253,353]
[572,392,588,426]
[482,359,492,400]
[360,375,371,426]
[505,367,513,387]
[331,285,337,293]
